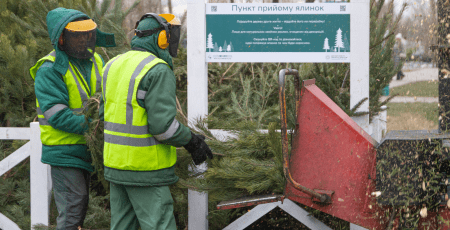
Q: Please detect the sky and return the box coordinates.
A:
[169,0,188,16]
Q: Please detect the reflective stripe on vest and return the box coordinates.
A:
[30,50,103,145]
[102,51,177,171]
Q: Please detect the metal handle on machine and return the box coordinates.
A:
[278,69,331,203]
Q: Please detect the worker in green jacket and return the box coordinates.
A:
[29,7,115,230]
[99,13,213,230]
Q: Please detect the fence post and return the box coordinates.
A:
[350,0,370,133]
[380,105,387,138]
[30,122,52,229]
[371,114,381,143]
[187,0,209,230]
[368,105,388,143]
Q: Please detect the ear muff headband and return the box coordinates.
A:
[135,13,170,50]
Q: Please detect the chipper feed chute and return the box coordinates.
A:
[279,72,383,229]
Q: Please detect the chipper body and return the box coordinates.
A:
[218,69,450,229]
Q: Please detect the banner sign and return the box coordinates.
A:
[205,3,351,63]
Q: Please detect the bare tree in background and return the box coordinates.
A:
[120,0,161,42]
[397,0,437,62]
[211,0,301,2]
[168,0,173,14]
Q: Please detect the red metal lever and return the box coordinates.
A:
[278,69,331,204]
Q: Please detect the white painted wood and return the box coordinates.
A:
[278,199,333,230]
[0,212,21,230]
[30,122,51,229]
[222,199,332,230]
[370,106,388,143]
[187,1,209,230]
[209,129,298,143]
[222,202,279,230]
[187,0,208,122]
[0,142,30,177]
[209,129,238,142]
[350,0,370,133]
[350,223,369,230]
[380,105,387,137]
[188,189,209,230]
[0,127,31,140]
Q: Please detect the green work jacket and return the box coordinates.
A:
[30,50,103,172]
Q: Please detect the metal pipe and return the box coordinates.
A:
[278,69,331,203]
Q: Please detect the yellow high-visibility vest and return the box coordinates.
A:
[30,50,103,145]
[102,51,177,171]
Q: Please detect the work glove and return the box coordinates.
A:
[183,132,213,165]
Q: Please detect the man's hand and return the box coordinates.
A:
[183,132,213,165]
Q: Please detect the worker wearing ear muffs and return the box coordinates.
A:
[99,13,213,230]
[29,7,116,230]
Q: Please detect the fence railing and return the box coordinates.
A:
[0,122,51,230]
[0,112,387,230]
[363,105,388,143]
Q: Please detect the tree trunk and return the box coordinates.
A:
[437,0,450,132]
[168,0,173,14]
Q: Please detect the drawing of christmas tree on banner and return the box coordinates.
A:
[227,41,234,52]
[323,37,330,52]
[207,33,214,52]
[343,33,350,52]
[206,33,234,52]
[335,28,344,52]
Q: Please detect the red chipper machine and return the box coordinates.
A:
[217,69,450,230]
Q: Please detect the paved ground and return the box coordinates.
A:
[385,67,438,103]
[380,96,438,103]
[389,68,438,88]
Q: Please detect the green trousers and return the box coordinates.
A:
[110,182,177,230]
[51,166,90,230]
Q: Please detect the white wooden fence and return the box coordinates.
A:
[0,109,386,230]
[0,122,51,230]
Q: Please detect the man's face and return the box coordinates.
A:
[70,30,95,52]
[62,29,97,59]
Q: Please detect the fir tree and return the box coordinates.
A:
[305,0,406,121]
[1,0,410,229]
